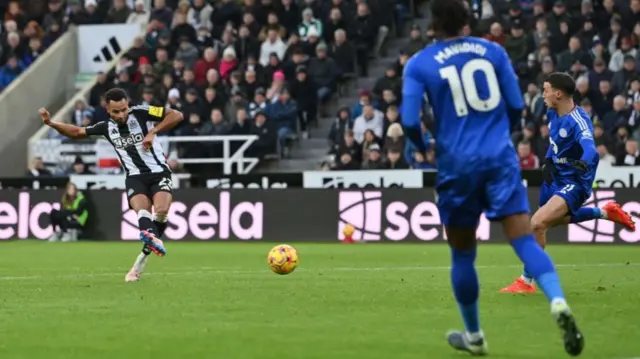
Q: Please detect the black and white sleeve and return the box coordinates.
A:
[84,121,108,137]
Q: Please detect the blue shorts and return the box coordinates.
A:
[436,166,530,228]
[539,181,590,215]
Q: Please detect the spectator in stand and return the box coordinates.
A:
[106,0,132,23]
[616,139,640,165]
[260,28,287,67]
[335,152,360,170]
[383,105,401,137]
[249,112,277,158]
[0,54,24,91]
[298,8,322,41]
[235,24,260,62]
[248,87,268,119]
[328,107,352,151]
[361,128,382,159]
[384,123,405,154]
[308,43,337,114]
[68,156,94,175]
[351,89,377,119]
[353,104,383,144]
[225,86,248,123]
[334,129,361,165]
[289,65,317,138]
[362,143,384,169]
[230,107,251,135]
[266,87,297,157]
[127,0,150,25]
[518,140,540,169]
[385,147,410,169]
[373,65,401,101]
[70,100,90,126]
[329,29,355,78]
[403,24,426,56]
[259,12,287,42]
[612,55,637,95]
[266,70,286,103]
[352,2,376,76]
[25,157,52,177]
[603,95,629,134]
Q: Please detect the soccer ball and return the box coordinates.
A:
[267,244,299,275]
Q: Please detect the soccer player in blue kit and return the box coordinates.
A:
[500,73,635,294]
[401,0,584,356]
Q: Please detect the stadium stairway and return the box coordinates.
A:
[265,11,431,172]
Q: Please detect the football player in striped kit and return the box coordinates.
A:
[40,88,184,282]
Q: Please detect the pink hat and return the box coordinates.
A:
[273,71,285,80]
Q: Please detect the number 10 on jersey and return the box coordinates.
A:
[439,59,501,117]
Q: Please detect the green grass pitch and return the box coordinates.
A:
[0,242,638,359]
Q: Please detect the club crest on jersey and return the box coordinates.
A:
[559,128,568,138]
[113,133,144,148]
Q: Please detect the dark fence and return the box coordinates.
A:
[1,189,638,243]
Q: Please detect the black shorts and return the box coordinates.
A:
[125,172,173,204]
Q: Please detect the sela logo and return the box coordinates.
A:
[568,190,640,243]
[322,176,404,189]
[121,192,263,240]
[0,193,60,239]
[113,133,143,148]
[207,177,287,189]
[337,191,490,241]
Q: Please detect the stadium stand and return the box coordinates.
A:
[28,0,416,176]
[326,0,640,170]
[0,0,122,91]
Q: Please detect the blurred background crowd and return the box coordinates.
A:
[11,0,640,178]
[329,0,640,171]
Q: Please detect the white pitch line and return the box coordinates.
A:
[0,262,636,281]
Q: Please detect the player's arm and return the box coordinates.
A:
[572,121,598,171]
[495,46,524,124]
[39,108,103,139]
[141,105,184,135]
[400,56,428,153]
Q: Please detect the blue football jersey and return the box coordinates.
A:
[402,36,524,174]
[546,106,598,184]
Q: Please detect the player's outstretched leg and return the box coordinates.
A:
[126,245,152,282]
[502,200,636,292]
[138,209,166,257]
[502,212,584,356]
[445,227,488,356]
[126,213,170,281]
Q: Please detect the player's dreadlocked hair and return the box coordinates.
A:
[104,88,128,104]
[430,0,470,38]
[545,72,576,97]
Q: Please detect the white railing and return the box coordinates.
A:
[164,135,259,174]
[29,135,259,175]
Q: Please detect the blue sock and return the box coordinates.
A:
[510,234,565,302]
[570,207,601,223]
[451,247,480,333]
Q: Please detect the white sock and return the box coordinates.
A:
[550,298,569,312]
[599,207,609,219]
[133,252,149,273]
[520,275,534,285]
[466,330,484,342]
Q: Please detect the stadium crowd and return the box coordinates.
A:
[50,0,402,176]
[0,0,124,91]
[326,0,640,171]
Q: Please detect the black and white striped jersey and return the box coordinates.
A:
[85,104,170,177]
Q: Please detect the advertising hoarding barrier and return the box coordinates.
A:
[1,189,638,243]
